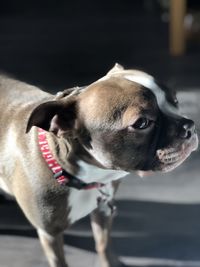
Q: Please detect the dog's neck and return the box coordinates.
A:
[44,131,78,176]
[44,130,128,185]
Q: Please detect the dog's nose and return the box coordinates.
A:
[179,119,195,139]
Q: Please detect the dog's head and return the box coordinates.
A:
[27,64,198,175]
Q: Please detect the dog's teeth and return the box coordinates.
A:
[157,150,164,157]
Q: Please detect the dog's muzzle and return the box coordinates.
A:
[141,117,198,174]
[157,117,198,171]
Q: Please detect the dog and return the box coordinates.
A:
[0,64,198,267]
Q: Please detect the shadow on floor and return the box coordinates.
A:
[1,196,200,266]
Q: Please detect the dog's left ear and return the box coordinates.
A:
[26,98,77,137]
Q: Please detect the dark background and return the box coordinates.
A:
[0,0,200,92]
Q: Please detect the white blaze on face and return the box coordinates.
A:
[124,74,181,118]
[96,66,181,118]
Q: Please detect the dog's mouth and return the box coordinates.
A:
[137,134,198,177]
[157,134,198,172]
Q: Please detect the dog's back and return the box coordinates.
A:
[0,76,52,194]
[0,75,51,116]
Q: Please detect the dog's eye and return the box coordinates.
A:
[132,118,152,130]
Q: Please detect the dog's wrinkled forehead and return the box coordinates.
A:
[78,75,158,129]
[99,64,180,119]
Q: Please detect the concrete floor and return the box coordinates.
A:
[0,91,200,267]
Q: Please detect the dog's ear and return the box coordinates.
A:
[26,99,77,136]
[107,63,124,75]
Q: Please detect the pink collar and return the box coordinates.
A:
[38,128,104,190]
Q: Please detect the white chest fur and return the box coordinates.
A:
[76,159,128,184]
[68,160,128,224]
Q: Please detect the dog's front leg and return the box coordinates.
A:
[90,200,125,267]
[37,229,68,267]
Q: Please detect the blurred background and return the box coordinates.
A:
[1,0,200,266]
